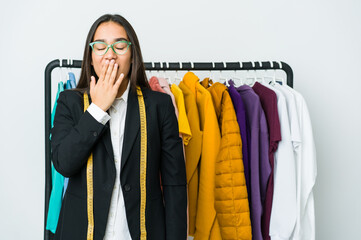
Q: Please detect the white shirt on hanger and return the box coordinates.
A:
[87,81,132,240]
[261,82,297,240]
[283,85,317,240]
[274,83,303,239]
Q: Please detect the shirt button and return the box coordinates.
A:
[93,132,98,137]
[124,184,131,192]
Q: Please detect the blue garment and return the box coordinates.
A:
[46,82,65,233]
[68,72,77,88]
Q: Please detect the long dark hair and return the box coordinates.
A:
[76,14,150,93]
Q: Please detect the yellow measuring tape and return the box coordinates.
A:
[83,87,147,240]
[83,93,94,240]
[136,86,148,240]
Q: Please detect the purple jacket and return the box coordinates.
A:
[235,83,271,240]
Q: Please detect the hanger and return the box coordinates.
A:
[262,61,272,85]
[66,59,72,79]
[160,62,164,76]
[275,61,285,85]
[188,62,194,73]
[219,62,227,85]
[244,61,256,86]
[208,62,214,82]
[271,62,278,85]
[234,62,244,86]
[59,59,64,84]
[254,61,264,85]
[174,62,182,85]
[260,61,269,85]
[163,62,172,85]
[263,61,277,86]
[231,67,243,87]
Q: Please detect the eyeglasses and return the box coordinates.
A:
[89,40,132,56]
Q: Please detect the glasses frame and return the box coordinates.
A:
[89,40,132,56]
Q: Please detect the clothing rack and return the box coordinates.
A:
[44,59,294,240]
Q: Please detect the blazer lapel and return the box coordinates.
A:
[121,88,140,170]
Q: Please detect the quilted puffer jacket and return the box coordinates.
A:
[201,79,252,240]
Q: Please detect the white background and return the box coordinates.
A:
[0,0,360,239]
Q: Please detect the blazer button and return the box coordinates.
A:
[124,184,131,192]
[93,131,98,137]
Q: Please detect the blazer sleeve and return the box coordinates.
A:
[160,95,188,240]
[51,91,108,177]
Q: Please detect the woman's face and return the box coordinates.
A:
[91,21,132,82]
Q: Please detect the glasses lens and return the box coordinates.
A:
[92,43,108,55]
[113,41,129,55]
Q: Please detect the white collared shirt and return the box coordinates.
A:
[283,85,317,240]
[87,82,132,240]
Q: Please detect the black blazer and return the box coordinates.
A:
[51,87,187,240]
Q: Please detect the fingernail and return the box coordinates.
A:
[111,59,115,63]
[120,73,124,78]
[105,60,109,64]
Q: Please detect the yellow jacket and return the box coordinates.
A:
[181,72,222,239]
[178,80,202,236]
[201,79,252,240]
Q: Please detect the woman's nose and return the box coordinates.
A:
[104,47,117,60]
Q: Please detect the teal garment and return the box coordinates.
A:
[46,82,65,233]
[65,80,72,90]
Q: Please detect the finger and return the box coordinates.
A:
[99,60,109,82]
[113,73,124,91]
[104,60,115,83]
[90,76,96,90]
[109,63,118,86]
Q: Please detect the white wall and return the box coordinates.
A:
[1,0,360,239]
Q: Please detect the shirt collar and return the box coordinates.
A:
[114,80,130,103]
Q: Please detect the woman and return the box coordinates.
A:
[51,14,187,240]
